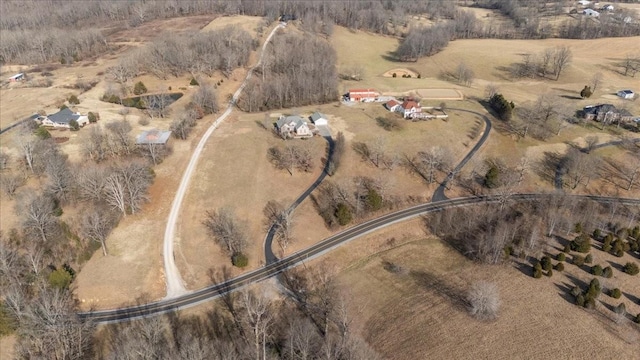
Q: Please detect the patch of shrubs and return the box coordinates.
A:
[555,262,564,272]
[101,93,121,104]
[133,81,147,95]
[609,288,621,299]
[623,262,639,275]
[557,253,566,262]
[584,254,593,264]
[190,78,199,86]
[591,264,603,276]
[603,266,613,278]
[533,262,542,278]
[570,233,591,253]
[335,203,352,226]
[488,93,515,121]
[231,253,248,268]
[88,112,99,123]
[573,254,585,267]
[68,94,80,104]
[540,256,552,271]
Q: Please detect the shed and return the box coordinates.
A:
[617,90,635,99]
[136,129,172,145]
[310,112,328,126]
[8,73,24,82]
[583,8,600,17]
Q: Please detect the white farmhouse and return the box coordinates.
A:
[39,108,89,129]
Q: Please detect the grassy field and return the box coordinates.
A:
[308,219,640,359]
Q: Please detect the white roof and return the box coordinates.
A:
[8,73,23,79]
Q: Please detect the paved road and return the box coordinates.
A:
[432,108,492,202]
[264,125,334,265]
[80,193,640,323]
[0,114,39,135]
[162,23,284,298]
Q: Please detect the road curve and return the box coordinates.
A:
[264,128,334,265]
[162,23,284,298]
[432,108,492,202]
[80,193,640,323]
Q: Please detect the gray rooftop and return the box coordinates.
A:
[48,108,80,124]
[310,112,327,123]
[136,129,172,145]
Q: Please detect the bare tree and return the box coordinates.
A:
[621,53,640,77]
[285,317,321,360]
[484,83,499,100]
[192,82,219,115]
[239,289,273,360]
[203,208,248,257]
[17,192,58,243]
[80,208,117,256]
[467,281,500,320]
[590,71,603,91]
[105,119,134,156]
[267,143,314,175]
[264,200,294,255]
[44,151,72,202]
[0,172,25,197]
[146,92,173,118]
[584,135,599,154]
[102,161,152,216]
[417,146,453,184]
[455,62,475,86]
[563,148,599,190]
[13,124,38,173]
[551,46,572,80]
[15,284,95,359]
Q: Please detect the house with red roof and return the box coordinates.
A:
[399,99,421,118]
[385,99,400,112]
[348,89,379,102]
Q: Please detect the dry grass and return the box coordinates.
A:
[175,112,328,289]
[200,15,265,36]
[316,220,640,360]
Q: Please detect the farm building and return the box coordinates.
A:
[348,89,379,102]
[385,100,400,112]
[310,112,328,126]
[8,73,24,82]
[583,104,634,124]
[617,89,635,99]
[276,115,313,139]
[583,8,600,17]
[136,129,172,145]
[39,108,89,129]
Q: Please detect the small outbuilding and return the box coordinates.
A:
[310,112,328,126]
[617,89,635,100]
[8,73,24,82]
[583,8,600,17]
[136,129,172,146]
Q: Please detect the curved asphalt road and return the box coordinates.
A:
[80,193,640,323]
[162,23,284,298]
[264,127,334,265]
[432,108,492,202]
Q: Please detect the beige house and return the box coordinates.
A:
[276,115,313,139]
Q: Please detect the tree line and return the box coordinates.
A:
[238,32,338,112]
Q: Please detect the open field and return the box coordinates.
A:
[175,112,328,289]
[331,26,640,200]
[301,218,640,359]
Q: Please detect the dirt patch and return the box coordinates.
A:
[108,15,216,43]
[382,68,419,78]
[200,15,265,37]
